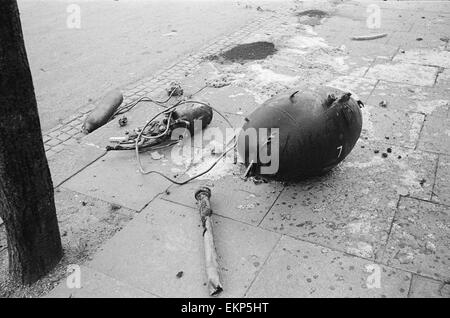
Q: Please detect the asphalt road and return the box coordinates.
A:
[18,0,264,131]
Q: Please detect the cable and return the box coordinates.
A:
[113,89,177,117]
[137,140,238,185]
[108,87,239,185]
[134,100,238,184]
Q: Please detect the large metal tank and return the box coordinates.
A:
[237,86,363,179]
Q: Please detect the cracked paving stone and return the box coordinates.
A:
[246,236,411,298]
[381,197,450,281]
[366,61,439,87]
[260,139,437,259]
[386,31,448,50]
[366,81,450,118]
[417,116,450,155]
[361,105,424,149]
[393,48,450,68]
[47,143,105,187]
[408,275,450,298]
[62,148,178,211]
[433,155,450,205]
[86,199,280,297]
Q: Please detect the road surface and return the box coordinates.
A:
[18,0,266,131]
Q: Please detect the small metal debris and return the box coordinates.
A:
[176,271,184,279]
[110,203,121,211]
[382,153,388,158]
[425,241,436,253]
[166,81,184,97]
[379,100,388,108]
[249,176,268,184]
[118,116,128,127]
[150,151,164,160]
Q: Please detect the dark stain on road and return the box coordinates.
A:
[296,9,329,26]
[208,41,277,63]
[296,9,328,18]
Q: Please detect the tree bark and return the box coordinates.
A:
[0,0,62,284]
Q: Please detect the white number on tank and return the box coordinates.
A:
[337,145,343,158]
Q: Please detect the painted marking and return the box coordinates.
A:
[337,145,343,158]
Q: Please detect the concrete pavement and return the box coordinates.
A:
[43,0,450,298]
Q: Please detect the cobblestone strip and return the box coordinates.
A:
[42,13,282,157]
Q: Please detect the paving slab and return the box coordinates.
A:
[177,62,219,97]
[417,115,450,155]
[365,61,439,87]
[194,85,261,116]
[46,266,155,298]
[433,155,450,205]
[393,48,450,68]
[410,22,450,41]
[366,81,450,118]
[87,199,281,297]
[387,31,448,50]
[381,197,450,281]
[260,139,437,260]
[436,68,450,93]
[54,188,135,263]
[48,143,106,188]
[246,236,411,298]
[361,104,425,149]
[178,110,245,151]
[61,149,176,211]
[162,164,284,226]
[408,275,450,298]
[343,41,399,61]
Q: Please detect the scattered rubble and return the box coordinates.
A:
[166,81,184,97]
[118,116,128,127]
[379,100,388,108]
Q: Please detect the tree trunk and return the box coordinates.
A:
[0,0,62,285]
